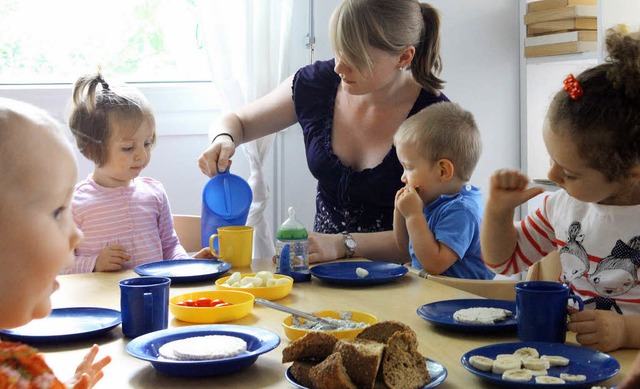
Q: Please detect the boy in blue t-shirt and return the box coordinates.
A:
[393,102,493,280]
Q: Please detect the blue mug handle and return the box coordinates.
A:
[144,292,153,329]
[568,294,584,311]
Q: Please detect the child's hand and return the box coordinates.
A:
[568,309,626,352]
[94,244,130,272]
[488,169,544,212]
[192,247,215,259]
[395,186,422,217]
[67,344,111,389]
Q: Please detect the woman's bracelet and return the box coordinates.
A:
[211,132,234,144]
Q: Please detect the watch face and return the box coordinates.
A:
[345,238,356,250]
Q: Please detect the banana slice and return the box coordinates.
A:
[528,368,548,376]
[535,375,565,384]
[502,368,533,382]
[496,353,517,360]
[559,373,587,382]
[522,357,550,370]
[469,355,494,371]
[541,355,570,366]
[514,347,540,359]
[492,356,522,374]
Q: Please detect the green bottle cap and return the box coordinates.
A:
[277,207,308,240]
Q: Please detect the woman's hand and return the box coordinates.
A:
[67,344,111,389]
[308,232,344,264]
[198,136,236,177]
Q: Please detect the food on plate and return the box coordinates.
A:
[282,332,338,363]
[535,375,566,384]
[334,338,385,388]
[355,267,369,278]
[492,356,521,374]
[452,307,513,325]
[560,373,587,382]
[222,271,292,288]
[356,320,415,344]
[468,355,494,371]
[502,368,533,382]
[382,330,429,389]
[468,346,589,384]
[541,355,570,366]
[175,297,232,307]
[514,347,540,359]
[522,357,550,370]
[283,320,430,389]
[158,335,247,361]
[309,352,356,389]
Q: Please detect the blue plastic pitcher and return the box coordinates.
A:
[201,170,253,248]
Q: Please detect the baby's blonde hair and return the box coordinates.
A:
[394,102,481,181]
[68,71,156,167]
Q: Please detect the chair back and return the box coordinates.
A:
[173,214,202,253]
[525,251,562,282]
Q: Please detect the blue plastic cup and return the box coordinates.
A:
[201,170,253,248]
[119,276,171,338]
[515,281,583,343]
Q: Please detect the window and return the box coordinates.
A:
[0,0,211,84]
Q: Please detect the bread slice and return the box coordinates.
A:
[282,332,339,363]
[333,338,385,389]
[289,361,317,388]
[356,320,416,344]
[309,352,357,389]
[381,331,429,389]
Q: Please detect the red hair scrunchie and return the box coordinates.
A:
[563,74,583,100]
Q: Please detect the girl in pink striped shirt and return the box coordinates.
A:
[64,72,210,274]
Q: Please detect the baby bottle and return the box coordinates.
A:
[275,207,311,282]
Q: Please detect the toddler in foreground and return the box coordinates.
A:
[65,72,210,273]
[393,102,493,279]
[0,97,110,387]
[481,29,640,352]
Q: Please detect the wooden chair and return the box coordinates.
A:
[172,214,203,253]
[404,264,518,301]
[525,251,562,282]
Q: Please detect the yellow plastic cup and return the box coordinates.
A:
[209,226,254,267]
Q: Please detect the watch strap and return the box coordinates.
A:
[341,232,356,258]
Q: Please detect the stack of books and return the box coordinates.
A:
[524,0,597,58]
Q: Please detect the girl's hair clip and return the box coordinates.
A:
[563,74,583,100]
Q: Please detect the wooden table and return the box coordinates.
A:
[38,259,636,388]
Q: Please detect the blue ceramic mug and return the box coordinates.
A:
[119,276,171,338]
[515,281,583,343]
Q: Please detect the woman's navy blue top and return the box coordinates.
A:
[292,59,449,233]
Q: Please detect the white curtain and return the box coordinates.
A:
[196,0,294,261]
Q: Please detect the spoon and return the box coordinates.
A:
[254,298,340,329]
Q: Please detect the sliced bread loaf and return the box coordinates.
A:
[381,331,429,389]
[289,361,317,388]
[282,332,339,363]
[333,338,385,389]
[356,320,416,344]
[308,352,357,389]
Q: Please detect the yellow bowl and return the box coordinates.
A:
[281,310,378,342]
[169,290,254,324]
[215,273,293,301]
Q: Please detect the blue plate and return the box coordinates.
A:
[461,341,620,388]
[126,324,280,377]
[285,358,447,388]
[310,261,408,286]
[0,307,121,343]
[417,299,517,332]
[133,259,231,283]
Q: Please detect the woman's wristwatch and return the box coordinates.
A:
[341,232,357,258]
